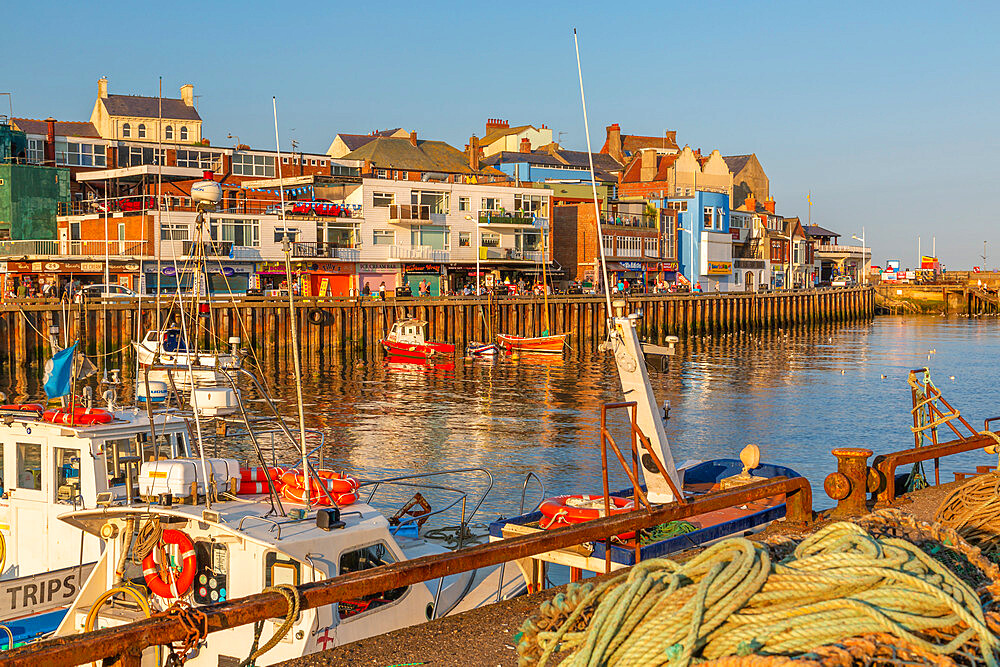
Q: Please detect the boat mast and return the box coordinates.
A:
[539,215,550,335]
[273,96,312,508]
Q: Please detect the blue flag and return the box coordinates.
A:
[43,343,77,399]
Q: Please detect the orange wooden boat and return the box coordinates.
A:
[497,333,569,354]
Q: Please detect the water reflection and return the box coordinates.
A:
[3,316,999,518]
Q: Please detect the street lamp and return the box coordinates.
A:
[226,133,240,149]
[851,227,867,284]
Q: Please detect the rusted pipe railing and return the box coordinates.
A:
[871,432,998,505]
[4,476,812,667]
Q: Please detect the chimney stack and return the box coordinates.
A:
[98,77,108,99]
[362,159,373,176]
[45,117,56,166]
[180,84,194,107]
[763,197,776,214]
[639,148,657,182]
[744,195,756,212]
[485,118,509,132]
[468,135,480,171]
[409,131,417,147]
[519,137,531,153]
[606,123,622,163]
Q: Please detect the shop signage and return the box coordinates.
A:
[731,230,741,240]
[0,563,95,622]
[734,259,765,270]
[658,261,678,271]
[44,262,60,271]
[621,261,643,271]
[706,261,733,275]
[359,264,396,272]
[81,262,104,272]
[403,264,442,273]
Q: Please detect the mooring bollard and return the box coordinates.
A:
[824,447,874,518]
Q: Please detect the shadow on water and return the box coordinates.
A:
[3,315,1000,517]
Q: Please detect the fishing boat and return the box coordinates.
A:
[465,340,499,357]
[0,398,194,647]
[381,319,455,359]
[497,333,569,354]
[134,328,241,370]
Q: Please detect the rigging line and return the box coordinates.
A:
[573,28,614,327]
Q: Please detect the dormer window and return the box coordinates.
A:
[138,124,146,139]
[180,126,188,141]
[165,125,173,140]
[122,123,131,138]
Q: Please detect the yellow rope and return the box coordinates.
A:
[517,521,1000,666]
[239,584,301,667]
[935,472,1000,555]
[84,585,159,667]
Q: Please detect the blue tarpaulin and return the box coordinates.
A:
[43,343,76,399]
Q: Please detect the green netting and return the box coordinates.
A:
[0,163,69,239]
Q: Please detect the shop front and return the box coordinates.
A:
[447,267,488,294]
[144,261,254,295]
[256,261,354,297]
[402,264,444,297]
[357,263,399,295]
[733,259,767,292]
[1,259,142,298]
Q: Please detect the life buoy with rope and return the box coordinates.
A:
[240,466,284,482]
[538,495,636,538]
[280,469,358,495]
[42,407,113,425]
[0,403,44,413]
[142,528,197,599]
[281,483,357,507]
[307,308,327,326]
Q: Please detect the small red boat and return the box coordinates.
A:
[497,333,569,354]
[381,319,455,359]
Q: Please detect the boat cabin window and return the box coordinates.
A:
[104,437,139,487]
[16,442,41,491]
[337,542,407,619]
[265,552,300,587]
[54,447,81,503]
[162,330,187,353]
[194,542,229,604]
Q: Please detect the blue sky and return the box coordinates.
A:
[5,0,998,268]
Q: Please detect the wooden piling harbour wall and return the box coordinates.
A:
[0,287,874,367]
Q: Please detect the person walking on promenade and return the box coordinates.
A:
[378,281,386,300]
[362,282,371,297]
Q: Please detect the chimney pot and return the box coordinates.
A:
[519,137,531,153]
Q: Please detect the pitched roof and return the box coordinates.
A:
[481,124,533,146]
[12,118,101,138]
[344,136,501,175]
[803,224,839,238]
[602,131,679,158]
[483,149,622,182]
[101,95,201,121]
[722,154,753,175]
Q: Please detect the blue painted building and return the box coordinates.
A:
[665,190,735,291]
[482,149,621,185]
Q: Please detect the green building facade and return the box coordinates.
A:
[0,121,70,240]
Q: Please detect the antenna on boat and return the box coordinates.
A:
[573,28,613,326]
[273,96,313,509]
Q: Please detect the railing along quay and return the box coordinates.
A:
[0,287,874,366]
[0,476,812,667]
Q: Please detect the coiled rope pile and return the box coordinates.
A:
[936,471,1000,558]
[516,512,1000,666]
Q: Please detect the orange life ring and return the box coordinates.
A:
[538,495,634,528]
[281,469,358,494]
[142,529,197,599]
[238,480,274,495]
[281,483,357,507]
[240,466,283,482]
[42,407,113,425]
[0,403,44,412]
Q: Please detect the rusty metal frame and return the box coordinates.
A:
[4,476,812,667]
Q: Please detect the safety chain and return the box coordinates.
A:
[160,600,209,666]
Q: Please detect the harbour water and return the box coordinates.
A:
[2,315,998,521]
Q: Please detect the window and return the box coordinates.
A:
[480,231,500,247]
[666,201,688,212]
[218,218,260,247]
[332,164,359,177]
[165,125,173,140]
[645,237,658,257]
[373,229,394,246]
[372,192,394,208]
[458,197,470,212]
[703,207,714,230]
[273,227,299,243]
[481,197,501,212]
[54,448,81,503]
[138,124,146,139]
[410,190,448,214]
[514,193,548,218]
[602,234,615,255]
[16,443,41,491]
[104,438,137,487]
[180,126,188,141]
[160,223,189,240]
[122,123,131,138]
[338,543,407,619]
[311,159,317,166]
[459,232,471,247]
[26,138,44,164]
[232,153,275,177]
[715,208,724,231]
[410,225,449,250]
[282,157,289,164]
[375,169,388,179]
[176,150,222,170]
[56,142,107,167]
[120,146,164,167]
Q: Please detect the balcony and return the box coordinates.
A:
[0,239,150,257]
[479,247,545,262]
[182,240,234,257]
[388,244,449,262]
[292,242,360,261]
[389,204,431,224]
[478,210,536,227]
[601,213,656,229]
[815,243,871,256]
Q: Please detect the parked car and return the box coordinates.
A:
[831,275,856,287]
[73,284,140,302]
